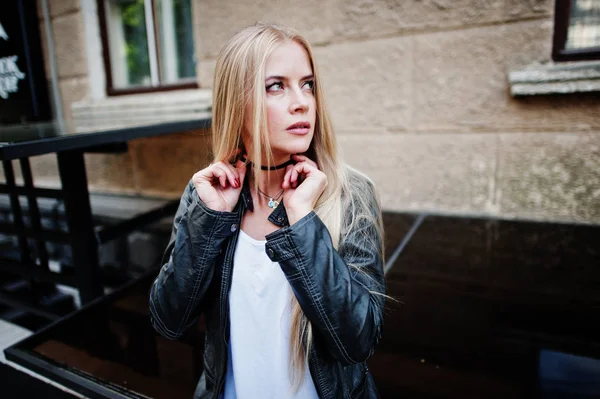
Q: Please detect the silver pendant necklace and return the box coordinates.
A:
[257,187,284,209]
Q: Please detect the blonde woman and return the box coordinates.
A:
[150,23,386,399]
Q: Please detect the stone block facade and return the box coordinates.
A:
[14,0,598,225]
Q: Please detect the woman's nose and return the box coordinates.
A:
[289,90,309,114]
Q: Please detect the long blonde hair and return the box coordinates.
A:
[211,23,385,389]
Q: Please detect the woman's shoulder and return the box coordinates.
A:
[339,165,383,243]
[342,165,378,198]
[180,178,196,203]
[340,165,381,216]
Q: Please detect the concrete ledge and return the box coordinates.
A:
[71,89,212,132]
[509,61,600,96]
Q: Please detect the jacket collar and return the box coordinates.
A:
[240,176,289,228]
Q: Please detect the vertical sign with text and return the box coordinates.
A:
[0,0,51,125]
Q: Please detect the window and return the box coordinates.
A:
[97,0,197,95]
[553,0,600,61]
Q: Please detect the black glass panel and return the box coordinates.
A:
[7,274,204,399]
[381,211,418,262]
[4,212,600,398]
[378,214,600,398]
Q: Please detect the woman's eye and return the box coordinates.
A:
[303,80,314,91]
[266,82,283,92]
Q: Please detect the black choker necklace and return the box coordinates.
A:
[239,156,294,171]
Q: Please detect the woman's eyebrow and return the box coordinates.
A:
[265,75,287,81]
[265,74,314,81]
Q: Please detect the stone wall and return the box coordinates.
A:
[5,0,598,225]
[3,0,210,197]
[195,0,599,224]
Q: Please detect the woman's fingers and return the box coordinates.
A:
[282,164,295,189]
[282,165,291,189]
[287,161,319,189]
[293,161,316,177]
[292,154,318,169]
[221,162,241,187]
[192,159,246,213]
[201,160,246,190]
[214,164,230,188]
[212,165,230,188]
[213,162,239,188]
[209,165,227,188]
[234,159,247,184]
[291,163,304,188]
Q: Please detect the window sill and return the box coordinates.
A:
[71,89,212,132]
[508,60,600,96]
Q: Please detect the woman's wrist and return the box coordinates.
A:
[194,192,236,215]
[286,207,312,225]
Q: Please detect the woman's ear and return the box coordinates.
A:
[231,140,245,163]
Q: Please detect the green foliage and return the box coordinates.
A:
[119,0,150,85]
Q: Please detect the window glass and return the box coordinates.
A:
[103,0,196,91]
[105,0,152,88]
[156,0,196,84]
[566,0,600,50]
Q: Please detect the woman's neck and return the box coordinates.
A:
[251,168,286,198]
[244,153,291,198]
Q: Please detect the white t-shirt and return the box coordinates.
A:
[223,229,319,399]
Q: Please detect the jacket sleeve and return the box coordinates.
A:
[149,180,238,340]
[264,182,386,365]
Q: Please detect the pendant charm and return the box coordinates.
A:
[268,199,279,209]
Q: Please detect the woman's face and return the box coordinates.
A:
[244,40,316,163]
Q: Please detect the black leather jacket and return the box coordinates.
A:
[149,172,386,398]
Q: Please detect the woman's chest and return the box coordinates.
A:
[230,228,287,299]
[240,208,280,241]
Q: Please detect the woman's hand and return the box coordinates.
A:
[282,154,327,225]
[192,159,247,212]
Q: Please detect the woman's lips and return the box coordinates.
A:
[287,122,311,135]
[287,127,311,135]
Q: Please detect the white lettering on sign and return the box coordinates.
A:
[0,22,8,41]
[0,56,26,99]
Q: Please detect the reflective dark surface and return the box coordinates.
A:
[0,120,80,143]
[6,212,600,398]
[0,118,210,161]
[376,214,600,398]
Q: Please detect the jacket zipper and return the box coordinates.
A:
[308,344,326,399]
